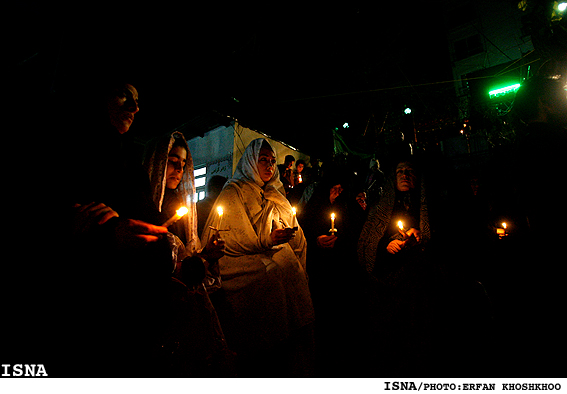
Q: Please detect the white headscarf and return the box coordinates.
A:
[231,138,291,213]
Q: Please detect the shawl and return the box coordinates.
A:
[144,131,199,254]
[201,138,314,349]
[202,138,305,263]
[144,131,222,289]
[143,132,232,372]
[357,172,431,275]
[230,138,296,238]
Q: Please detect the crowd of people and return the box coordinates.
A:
[15,71,564,378]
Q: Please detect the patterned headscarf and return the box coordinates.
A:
[144,131,199,252]
[357,170,431,275]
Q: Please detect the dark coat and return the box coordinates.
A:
[59,124,172,376]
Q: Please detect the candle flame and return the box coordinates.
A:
[397,220,404,230]
[331,213,335,220]
[176,206,189,217]
[217,206,223,217]
[502,222,507,229]
[292,207,296,215]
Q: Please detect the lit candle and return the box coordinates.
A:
[292,206,297,227]
[298,174,302,183]
[496,222,508,238]
[217,206,224,230]
[397,220,407,238]
[162,206,189,227]
[330,213,337,234]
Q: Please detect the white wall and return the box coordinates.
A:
[232,121,310,173]
[187,124,234,181]
[187,121,311,181]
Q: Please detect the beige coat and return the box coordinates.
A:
[201,138,314,351]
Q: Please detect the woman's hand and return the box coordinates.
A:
[404,227,421,243]
[200,230,226,261]
[388,228,421,254]
[387,239,405,254]
[271,228,296,246]
[114,219,168,249]
[72,202,119,235]
[316,234,337,249]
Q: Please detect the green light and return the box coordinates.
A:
[558,2,567,12]
[489,83,521,98]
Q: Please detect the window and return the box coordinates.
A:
[195,177,206,188]
[195,166,207,201]
[195,167,206,177]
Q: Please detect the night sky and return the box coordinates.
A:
[13,2,454,156]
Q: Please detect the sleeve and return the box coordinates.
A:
[201,183,273,259]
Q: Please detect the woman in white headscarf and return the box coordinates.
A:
[201,138,315,377]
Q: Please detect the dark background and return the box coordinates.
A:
[11,2,454,158]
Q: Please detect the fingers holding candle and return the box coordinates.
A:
[497,222,508,238]
[271,228,295,246]
[387,239,405,254]
[162,206,189,227]
[397,220,421,243]
[317,234,337,249]
[405,228,421,243]
[201,230,226,261]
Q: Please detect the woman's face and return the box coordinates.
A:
[258,146,277,183]
[330,184,343,204]
[356,192,367,210]
[166,145,187,189]
[107,84,139,134]
[396,162,417,192]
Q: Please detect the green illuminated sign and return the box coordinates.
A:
[489,83,521,98]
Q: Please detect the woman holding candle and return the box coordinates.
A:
[356,156,437,375]
[60,79,181,376]
[288,159,307,205]
[358,159,429,267]
[300,169,352,280]
[299,167,366,375]
[200,138,314,377]
[356,155,492,375]
[144,131,233,376]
